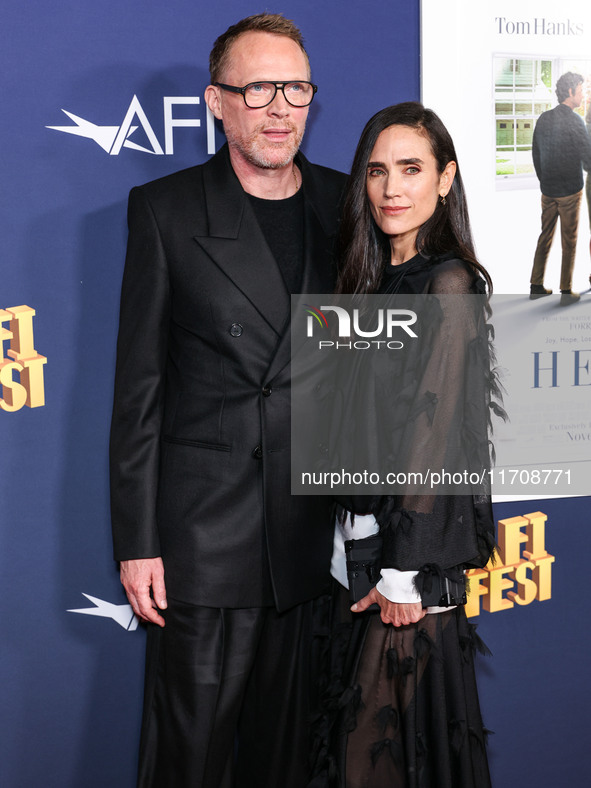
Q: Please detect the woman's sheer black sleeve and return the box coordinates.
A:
[375,260,497,572]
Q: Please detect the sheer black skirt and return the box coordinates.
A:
[309,587,492,788]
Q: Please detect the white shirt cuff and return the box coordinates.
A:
[376,568,422,604]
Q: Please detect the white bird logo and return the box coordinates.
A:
[46,110,139,153]
[46,96,164,155]
[68,593,139,631]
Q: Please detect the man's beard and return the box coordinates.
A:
[225,120,305,169]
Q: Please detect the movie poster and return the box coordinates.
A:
[421,0,591,498]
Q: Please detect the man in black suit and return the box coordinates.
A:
[109,13,346,788]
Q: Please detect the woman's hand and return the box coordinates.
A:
[352,587,426,627]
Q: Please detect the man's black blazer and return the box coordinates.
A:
[110,144,347,611]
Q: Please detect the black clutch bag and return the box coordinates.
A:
[345,535,382,606]
[345,537,467,609]
[416,565,467,607]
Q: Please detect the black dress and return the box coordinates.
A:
[309,253,498,788]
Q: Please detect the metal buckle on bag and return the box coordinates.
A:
[438,577,467,607]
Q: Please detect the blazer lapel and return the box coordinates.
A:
[194,146,289,337]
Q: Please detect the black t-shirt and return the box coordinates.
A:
[248,188,305,294]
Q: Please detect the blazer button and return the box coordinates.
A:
[262,385,272,397]
[229,323,243,337]
[252,445,263,459]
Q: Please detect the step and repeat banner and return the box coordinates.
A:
[2,0,587,786]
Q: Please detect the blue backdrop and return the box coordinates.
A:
[1,1,588,786]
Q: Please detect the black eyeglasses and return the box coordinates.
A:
[215,81,317,108]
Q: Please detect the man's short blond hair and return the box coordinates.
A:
[209,13,310,84]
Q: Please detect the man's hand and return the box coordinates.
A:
[351,587,425,627]
[120,557,167,627]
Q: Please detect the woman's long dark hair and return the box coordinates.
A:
[336,102,492,294]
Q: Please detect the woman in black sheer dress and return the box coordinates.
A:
[310,103,499,788]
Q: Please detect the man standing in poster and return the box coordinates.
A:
[529,71,591,303]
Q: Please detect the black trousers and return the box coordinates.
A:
[137,597,317,788]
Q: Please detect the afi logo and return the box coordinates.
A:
[47,95,216,155]
[1,305,46,412]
